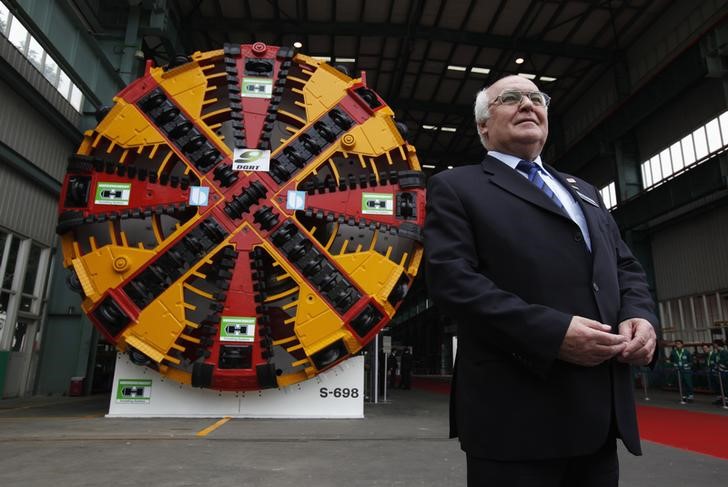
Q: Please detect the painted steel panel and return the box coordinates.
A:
[651,204,728,301]
[0,164,57,245]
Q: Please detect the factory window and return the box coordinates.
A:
[57,70,71,100]
[0,230,51,351]
[26,35,43,70]
[20,244,43,313]
[659,292,728,345]
[10,320,27,352]
[42,54,60,86]
[0,4,9,36]
[641,110,728,190]
[6,11,27,52]
[599,181,617,210]
[0,230,8,336]
[0,291,9,336]
[0,1,85,113]
[1,235,21,291]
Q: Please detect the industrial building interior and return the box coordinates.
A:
[0,0,727,485]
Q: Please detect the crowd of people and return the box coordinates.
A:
[664,339,728,404]
[386,348,413,390]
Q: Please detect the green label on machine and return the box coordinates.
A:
[241,77,273,98]
[220,316,256,342]
[362,192,394,215]
[95,182,131,206]
[116,379,152,403]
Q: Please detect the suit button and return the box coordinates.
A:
[593,282,600,292]
[574,232,583,242]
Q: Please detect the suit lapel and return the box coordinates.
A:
[481,156,568,220]
[546,164,606,261]
[546,164,587,207]
[546,165,599,238]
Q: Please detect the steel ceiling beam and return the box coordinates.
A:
[183,18,611,61]
[407,0,457,150]
[555,43,709,175]
[416,146,485,166]
[384,0,425,100]
[439,0,543,157]
[391,98,472,118]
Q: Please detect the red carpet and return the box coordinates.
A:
[411,376,728,459]
[636,405,728,459]
[411,376,451,394]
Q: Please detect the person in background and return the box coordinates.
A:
[424,74,656,487]
[704,343,719,397]
[668,339,694,402]
[399,348,413,390]
[388,351,399,388]
[712,339,728,405]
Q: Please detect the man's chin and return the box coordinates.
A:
[513,122,545,135]
[513,133,546,147]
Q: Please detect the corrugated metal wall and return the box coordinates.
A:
[0,52,77,246]
[560,0,725,151]
[0,76,74,183]
[0,164,58,246]
[651,204,728,301]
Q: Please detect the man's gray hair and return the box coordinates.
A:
[474,86,490,148]
[474,87,491,125]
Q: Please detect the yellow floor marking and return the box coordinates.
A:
[196,417,231,437]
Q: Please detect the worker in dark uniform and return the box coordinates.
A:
[668,340,694,402]
[399,348,413,389]
[388,351,399,388]
[713,340,728,405]
[705,343,719,397]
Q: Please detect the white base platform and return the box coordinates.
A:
[107,354,364,418]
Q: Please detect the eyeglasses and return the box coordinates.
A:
[489,90,551,108]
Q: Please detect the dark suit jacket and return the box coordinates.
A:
[424,155,657,461]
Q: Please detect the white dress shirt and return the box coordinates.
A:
[488,150,592,251]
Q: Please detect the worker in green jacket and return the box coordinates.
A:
[668,340,693,402]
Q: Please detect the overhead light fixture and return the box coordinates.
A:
[447,65,467,72]
[518,73,537,79]
[422,164,436,169]
[441,127,457,132]
[422,125,438,130]
[471,67,490,75]
[293,41,303,49]
[540,76,557,82]
[336,57,356,63]
[515,57,525,65]
[447,165,454,170]
[313,56,331,62]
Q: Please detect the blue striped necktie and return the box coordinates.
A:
[516,160,565,211]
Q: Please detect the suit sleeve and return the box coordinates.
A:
[598,194,658,327]
[595,188,659,367]
[424,174,572,377]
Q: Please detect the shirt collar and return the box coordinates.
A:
[488,151,544,171]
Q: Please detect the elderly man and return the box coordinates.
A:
[424,75,657,487]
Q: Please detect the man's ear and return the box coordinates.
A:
[478,122,488,141]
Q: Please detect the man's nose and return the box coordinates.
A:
[518,95,534,109]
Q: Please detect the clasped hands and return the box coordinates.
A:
[557,316,656,367]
